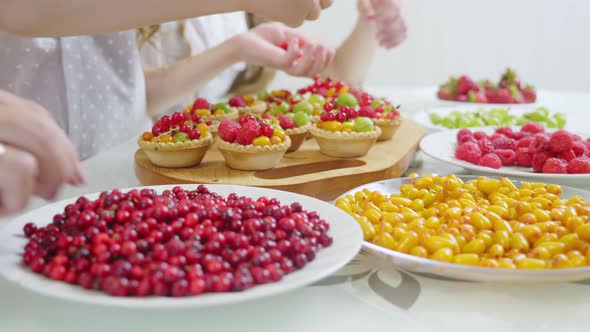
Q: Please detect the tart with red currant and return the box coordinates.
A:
[310,107,381,158]
[139,112,212,168]
[228,95,267,116]
[216,115,291,170]
[183,98,239,121]
[357,100,401,141]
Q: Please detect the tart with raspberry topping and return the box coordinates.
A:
[310,107,381,158]
[228,95,267,116]
[139,112,212,168]
[183,98,239,121]
[216,115,291,170]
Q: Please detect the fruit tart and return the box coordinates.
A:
[228,95,267,115]
[273,113,311,152]
[216,115,291,170]
[310,107,381,158]
[139,112,212,168]
[357,100,401,141]
[183,97,239,121]
[437,68,537,104]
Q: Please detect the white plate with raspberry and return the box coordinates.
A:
[420,125,590,186]
[0,185,362,308]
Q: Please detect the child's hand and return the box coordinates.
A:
[243,0,334,27]
[235,23,335,78]
[358,0,407,49]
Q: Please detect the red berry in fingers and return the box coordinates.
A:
[218,120,240,143]
[542,158,568,174]
[228,96,247,107]
[567,157,590,174]
[494,149,516,166]
[479,153,502,169]
[455,142,482,164]
[549,130,574,153]
[515,148,533,167]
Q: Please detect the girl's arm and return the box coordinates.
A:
[321,0,406,87]
[0,0,333,37]
[144,23,333,116]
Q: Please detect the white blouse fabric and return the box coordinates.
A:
[0,30,150,160]
[139,12,249,114]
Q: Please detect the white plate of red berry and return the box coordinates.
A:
[420,122,590,186]
[0,185,362,308]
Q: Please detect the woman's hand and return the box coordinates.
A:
[243,0,334,27]
[233,23,335,78]
[358,0,407,49]
[0,90,83,214]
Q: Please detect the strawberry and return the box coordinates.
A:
[508,85,524,103]
[456,75,479,94]
[488,88,514,104]
[437,86,453,100]
[468,90,488,103]
[522,85,537,103]
[499,68,521,89]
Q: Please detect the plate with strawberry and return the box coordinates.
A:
[420,123,590,186]
[437,68,537,105]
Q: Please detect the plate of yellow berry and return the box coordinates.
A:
[336,174,590,282]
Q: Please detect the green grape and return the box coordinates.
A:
[526,111,546,122]
[487,117,500,126]
[515,117,528,125]
[308,94,325,106]
[214,102,232,114]
[337,93,358,107]
[371,100,384,109]
[257,90,270,101]
[429,113,443,124]
[469,119,485,127]
[284,113,296,119]
[271,101,290,115]
[553,113,567,129]
[173,132,189,143]
[450,111,462,118]
[293,101,313,115]
[353,117,375,132]
[441,118,454,128]
[293,112,310,127]
[456,118,470,128]
[536,107,550,117]
[489,108,509,117]
[545,119,558,128]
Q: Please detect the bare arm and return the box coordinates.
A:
[0,0,334,37]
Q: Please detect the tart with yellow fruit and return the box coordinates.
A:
[138,112,212,168]
[310,106,381,158]
[228,95,267,115]
[216,115,291,171]
[272,113,311,153]
[182,97,238,121]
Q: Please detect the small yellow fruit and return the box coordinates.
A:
[196,109,211,117]
[197,123,208,137]
[322,121,342,132]
[273,128,286,140]
[252,136,271,146]
[270,136,283,144]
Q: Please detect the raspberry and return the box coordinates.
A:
[521,122,545,134]
[238,115,256,125]
[532,152,551,173]
[490,133,506,142]
[479,153,502,169]
[558,150,576,162]
[476,139,494,155]
[235,120,261,145]
[492,136,516,150]
[511,131,529,140]
[515,147,533,167]
[228,96,247,107]
[549,130,574,153]
[495,127,515,139]
[572,141,587,156]
[473,131,488,140]
[455,142,482,164]
[457,129,474,145]
[529,133,550,153]
[542,158,568,174]
[494,149,516,166]
[192,98,210,111]
[567,157,590,174]
[278,116,296,130]
[218,120,240,143]
[516,136,535,149]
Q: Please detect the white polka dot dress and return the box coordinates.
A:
[0,30,151,160]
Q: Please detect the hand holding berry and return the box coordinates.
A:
[358,0,407,49]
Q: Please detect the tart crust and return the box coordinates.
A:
[373,117,402,141]
[138,133,212,168]
[284,123,311,153]
[310,125,381,158]
[236,100,268,115]
[216,136,291,171]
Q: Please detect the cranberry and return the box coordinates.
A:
[23,223,37,238]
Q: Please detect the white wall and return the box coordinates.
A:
[272,0,590,92]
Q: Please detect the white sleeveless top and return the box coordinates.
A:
[139,12,249,114]
[0,30,150,160]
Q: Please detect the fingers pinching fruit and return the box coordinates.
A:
[367,0,407,49]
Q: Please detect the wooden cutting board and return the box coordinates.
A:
[134,118,425,201]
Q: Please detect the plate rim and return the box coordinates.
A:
[0,184,363,308]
